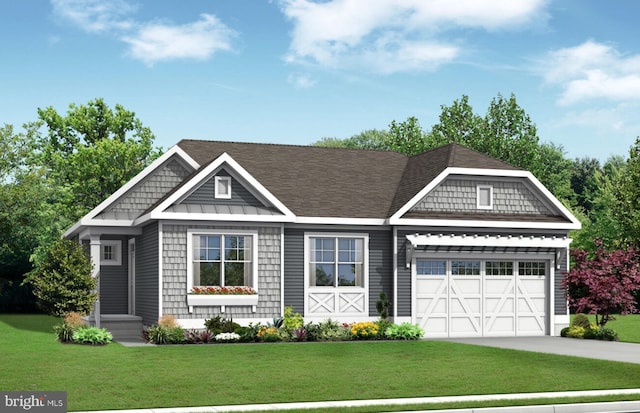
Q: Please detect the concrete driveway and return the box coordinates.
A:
[442,336,640,364]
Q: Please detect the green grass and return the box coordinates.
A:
[570,314,640,343]
[2,315,640,412]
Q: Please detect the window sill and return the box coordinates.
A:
[186,294,258,313]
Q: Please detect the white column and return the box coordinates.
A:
[89,235,101,329]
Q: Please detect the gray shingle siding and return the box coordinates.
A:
[135,223,159,325]
[103,158,192,215]
[413,177,552,215]
[181,169,264,207]
[100,236,128,314]
[161,224,282,319]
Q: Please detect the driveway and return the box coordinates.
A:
[442,336,640,364]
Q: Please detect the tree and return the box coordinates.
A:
[612,137,640,248]
[428,94,482,149]
[563,242,640,327]
[388,116,428,155]
[570,157,601,213]
[25,238,96,317]
[36,98,162,220]
[314,129,391,150]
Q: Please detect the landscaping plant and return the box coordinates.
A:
[72,326,112,345]
[385,322,425,340]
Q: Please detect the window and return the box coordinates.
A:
[519,261,546,276]
[191,233,254,287]
[486,261,513,276]
[214,176,232,199]
[451,260,480,275]
[416,260,446,275]
[309,236,365,287]
[477,185,493,209]
[100,240,121,266]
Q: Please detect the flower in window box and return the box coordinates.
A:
[189,286,257,295]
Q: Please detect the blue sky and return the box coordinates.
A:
[2,0,640,161]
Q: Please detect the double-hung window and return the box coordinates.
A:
[309,236,365,287]
[190,232,254,288]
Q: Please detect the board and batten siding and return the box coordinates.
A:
[283,227,394,317]
[181,169,265,207]
[135,223,159,325]
[99,235,128,314]
[412,177,552,215]
[162,224,281,319]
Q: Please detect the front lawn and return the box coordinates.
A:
[2,315,640,412]
[570,314,640,343]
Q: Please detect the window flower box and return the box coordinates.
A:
[186,286,258,313]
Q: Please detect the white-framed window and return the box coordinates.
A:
[519,261,546,276]
[214,176,232,199]
[306,234,368,287]
[477,185,493,209]
[100,240,122,266]
[187,230,258,289]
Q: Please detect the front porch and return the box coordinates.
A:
[84,314,143,341]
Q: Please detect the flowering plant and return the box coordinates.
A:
[215,332,240,342]
[189,286,257,295]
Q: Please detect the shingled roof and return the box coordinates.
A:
[176,140,519,219]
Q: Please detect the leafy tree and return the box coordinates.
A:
[612,137,640,248]
[388,116,428,155]
[314,129,391,150]
[563,242,640,327]
[570,157,601,213]
[428,94,482,149]
[36,98,162,220]
[25,238,96,317]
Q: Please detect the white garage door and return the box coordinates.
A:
[415,259,547,338]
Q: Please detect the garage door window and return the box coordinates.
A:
[451,260,480,275]
[417,260,446,275]
[486,261,513,276]
[519,261,545,275]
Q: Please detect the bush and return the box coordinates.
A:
[560,326,570,337]
[257,326,280,342]
[145,316,184,344]
[385,322,425,340]
[349,322,379,339]
[595,327,619,341]
[184,329,214,344]
[376,292,390,320]
[215,332,241,343]
[566,326,585,338]
[317,319,348,341]
[205,316,240,334]
[572,314,591,329]
[376,319,393,338]
[283,306,304,331]
[26,239,97,317]
[53,323,76,343]
[72,326,112,345]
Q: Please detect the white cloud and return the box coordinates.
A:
[280,0,548,73]
[122,14,236,66]
[542,41,640,105]
[50,1,236,65]
[287,73,317,88]
[51,0,135,33]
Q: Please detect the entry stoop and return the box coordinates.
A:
[83,314,144,342]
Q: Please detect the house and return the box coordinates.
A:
[64,140,580,338]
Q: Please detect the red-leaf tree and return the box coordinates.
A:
[564,241,640,327]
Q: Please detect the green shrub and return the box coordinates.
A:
[317,319,348,341]
[283,306,304,331]
[596,327,619,341]
[566,326,585,338]
[205,316,239,334]
[385,322,425,340]
[53,323,76,343]
[376,319,393,338]
[571,313,591,329]
[145,325,184,344]
[256,326,281,342]
[304,322,321,342]
[560,326,570,337]
[376,292,390,320]
[72,326,112,345]
[25,239,97,317]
